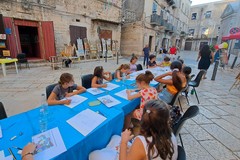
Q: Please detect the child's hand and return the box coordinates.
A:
[126,75,130,79]
[63,99,71,105]
[101,84,107,88]
[126,90,131,94]
[65,92,74,97]
[121,129,134,144]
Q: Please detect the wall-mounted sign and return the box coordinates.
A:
[230,27,240,34]
[5,28,11,35]
[0,34,6,40]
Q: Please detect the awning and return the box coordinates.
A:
[222,35,230,41]
[229,32,240,39]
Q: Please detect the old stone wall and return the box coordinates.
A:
[0,0,122,54]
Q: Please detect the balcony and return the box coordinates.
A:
[169,26,177,33]
[165,0,175,6]
[150,14,164,26]
[165,23,173,31]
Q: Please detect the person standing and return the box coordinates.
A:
[169,45,177,61]
[197,45,214,79]
[142,45,150,67]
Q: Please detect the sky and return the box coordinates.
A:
[191,0,222,6]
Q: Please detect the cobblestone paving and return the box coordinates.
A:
[0,51,239,159]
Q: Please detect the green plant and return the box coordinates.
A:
[209,45,215,52]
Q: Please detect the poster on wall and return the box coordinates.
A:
[0,42,6,48]
[76,38,85,57]
[83,38,90,53]
[101,38,107,57]
[0,34,6,40]
[106,39,112,57]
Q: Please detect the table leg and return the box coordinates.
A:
[14,62,18,74]
[1,63,6,77]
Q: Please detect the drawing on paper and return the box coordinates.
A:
[34,133,55,153]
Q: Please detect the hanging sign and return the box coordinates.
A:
[230,27,240,35]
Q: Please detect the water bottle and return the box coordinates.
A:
[122,73,126,83]
[39,94,48,132]
[39,108,47,132]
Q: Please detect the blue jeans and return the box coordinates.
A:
[158,88,174,104]
[143,55,149,66]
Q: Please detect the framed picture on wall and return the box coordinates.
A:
[0,41,6,48]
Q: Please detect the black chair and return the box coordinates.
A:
[136,64,143,71]
[112,72,115,79]
[81,74,94,89]
[0,102,7,120]
[188,70,206,104]
[168,91,183,111]
[177,145,186,160]
[17,53,30,69]
[46,83,58,99]
[173,105,199,148]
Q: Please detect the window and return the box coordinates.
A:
[202,27,209,35]
[152,2,157,14]
[205,11,212,18]
[191,13,197,20]
[189,29,194,36]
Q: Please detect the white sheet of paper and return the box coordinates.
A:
[32,127,66,160]
[5,155,13,160]
[87,88,104,95]
[97,95,121,107]
[103,83,119,91]
[0,125,2,138]
[64,95,87,108]
[0,151,5,160]
[114,89,137,100]
[67,109,107,136]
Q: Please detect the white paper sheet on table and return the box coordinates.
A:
[32,127,66,160]
[114,89,137,100]
[97,95,121,107]
[150,80,159,85]
[64,95,87,108]
[87,88,104,95]
[103,83,119,91]
[0,150,13,160]
[67,109,107,136]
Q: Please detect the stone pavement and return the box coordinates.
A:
[0,51,240,159]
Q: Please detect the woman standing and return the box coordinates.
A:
[197,45,214,79]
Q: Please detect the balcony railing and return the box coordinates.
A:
[150,14,164,26]
[165,23,173,31]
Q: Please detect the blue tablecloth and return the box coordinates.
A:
[0,80,142,160]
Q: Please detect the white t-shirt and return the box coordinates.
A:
[137,134,178,160]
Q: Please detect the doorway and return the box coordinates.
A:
[149,36,153,51]
[18,26,40,58]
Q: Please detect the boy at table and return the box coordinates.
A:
[47,73,86,105]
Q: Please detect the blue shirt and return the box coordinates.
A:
[143,47,150,56]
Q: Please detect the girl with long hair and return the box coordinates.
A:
[91,66,112,88]
[154,60,186,104]
[115,64,130,80]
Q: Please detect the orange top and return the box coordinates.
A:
[166,84,178,95]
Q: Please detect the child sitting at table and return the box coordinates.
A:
[148,54,157,68]
[124,71,158,129]
[89,100,178,160]
[129,55,138,73]
[91,66,112,88]
[47,73,86,105]
[154,60,186,104]
[159,56,171,67]
[115,64,130,80]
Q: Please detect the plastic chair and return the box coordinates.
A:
[17,53,30,69]
[46,83,58,99]
[188,70,206,104]
[177,145,186,160]
[112,72,115,79]
[81,74,94,89]
[0,102,7,120]
[168,91,183,111]
[172,105,199,148]
[136,64,143,71]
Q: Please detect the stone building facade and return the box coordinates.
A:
[0,0,122,59]
[186,0,236,51]
[120,0,191,56]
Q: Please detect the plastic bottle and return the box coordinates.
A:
[39,94,48,132]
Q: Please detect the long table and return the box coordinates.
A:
[0,58,18,77]
[0,67,169,160]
